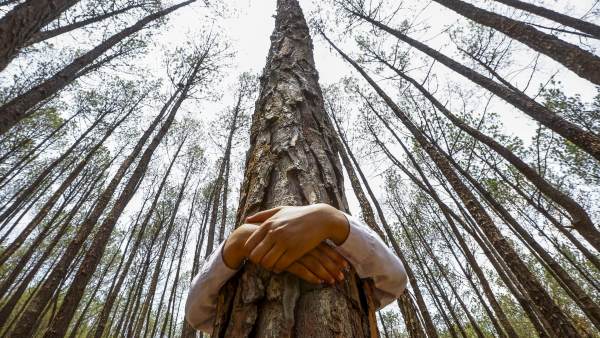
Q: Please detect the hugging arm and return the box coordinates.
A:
[185,205,408,333]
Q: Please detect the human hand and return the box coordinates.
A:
[223,223,349,284]
[242,204,350,273]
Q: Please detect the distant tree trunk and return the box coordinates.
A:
[426,0,600,84]
[0,99,139,264]
[91,136,186,338]
[0,0,80,71]
[211,1,378,337]
[217,156,231,243]
[327,36,580,337]
[328,108,433,338]
[491,0,600,39]
[374,57,599,251]
[133,165,191,337]
[24,2,148,47]
[41,58,201,337]
[332,14,600,162]
[208,96,242,254]
[0,0,194,136]
[8,87,180,337]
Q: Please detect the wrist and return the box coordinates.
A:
[319,204,349,245]
[222,230,245,269]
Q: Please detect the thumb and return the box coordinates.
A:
[245,207,283,223]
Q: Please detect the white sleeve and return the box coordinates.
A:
[335,213,408,308]
[185,241,239,334]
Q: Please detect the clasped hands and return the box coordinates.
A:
[222,203,351,285]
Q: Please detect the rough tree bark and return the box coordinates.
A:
[211,1,378,337]
[0,0,80,71]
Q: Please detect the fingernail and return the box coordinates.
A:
[337,272,344,281]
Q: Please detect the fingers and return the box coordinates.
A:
[286,262,321,284]
[243,224,270,255]
[245,207,283,223]
[272,250,299,273]
[317,243,349,269]
[247,232,275,264]
[298,254,337,284]
[310,248,345,282]
[260,243,286,271]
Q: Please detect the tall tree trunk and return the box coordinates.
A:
[372,55,599,251]
[41,60,200,337]
[426,0,600,84]
[0,0,80,71]
[335,13,600,162]
[7,87,180,337]
[328,109,433,338]
[24,2,148,47]
[326,35,581,337]
[0,0,194,136]
[91,136,186,338]
[211,1,378,337]
[133,165,191,337]
[0,99,139,264]
[491,0,600,39]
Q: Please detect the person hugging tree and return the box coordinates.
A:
[185,203,408,334]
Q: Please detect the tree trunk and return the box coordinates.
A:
[40,58,200,338]
[337,12,600,162]
[491,0,600,39]
[91,136,186,338]
[24,2,148,47]
[326,35,580,337]
[428,0,600,85]
[7,87,179,337]
[374,56,599,251]
[328,110,433,338]
[0,0,194,136]
[0,0,80,71]
[211,1,378,337]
